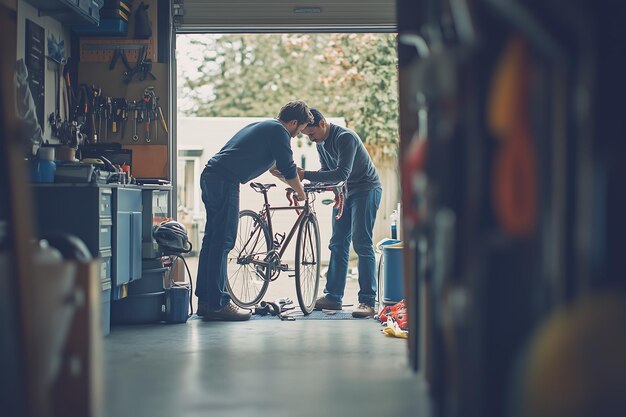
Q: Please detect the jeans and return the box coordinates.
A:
[324,187,382,307]
[195,169,240,310]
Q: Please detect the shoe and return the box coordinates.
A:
[352,303,375,318]
[314,296,342,311]
[202,301,252,321]
[196,301,210,317]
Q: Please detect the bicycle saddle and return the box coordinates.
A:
[250,182,276,192]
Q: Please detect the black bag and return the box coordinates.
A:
[134,1,152,39]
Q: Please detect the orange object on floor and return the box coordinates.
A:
[378,300,409,330]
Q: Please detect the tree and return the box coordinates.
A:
[178,33,398,157]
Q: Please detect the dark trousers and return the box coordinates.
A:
[194,169,239,310]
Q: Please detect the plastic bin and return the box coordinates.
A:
[111,291,164,324]
[378,239,404,305]
[72,18,128,36]
[101,279,111,336]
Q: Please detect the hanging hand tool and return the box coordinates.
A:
[63,57,74,120]
[123,46,157,83]
[157,105,168,134]
[104,97,112,143]
[132,105,139,142]
[145,109,151,143]
[112,105,120,135]
[109,48,131,72]
[92,86,101,142]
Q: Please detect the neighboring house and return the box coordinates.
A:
[177,117,399,263]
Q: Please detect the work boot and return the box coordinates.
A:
[352,303,375,318]
[202,301,252,321]
[197,301,213,317]
[314,296,342,311]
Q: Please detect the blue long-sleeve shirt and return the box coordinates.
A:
[304,124,381,197]
[206,119,297,183]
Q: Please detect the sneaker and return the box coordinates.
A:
[352,303,375,318]
[196,301,210,317]
[314,296,343,311]
[202,301,252,321]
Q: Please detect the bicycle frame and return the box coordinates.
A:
[258,189,313,260]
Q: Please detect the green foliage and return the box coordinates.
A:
[178,34,399,157]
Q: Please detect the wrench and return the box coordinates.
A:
[145,120,150,143]
[132,109,139,142]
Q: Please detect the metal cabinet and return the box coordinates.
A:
[22,0,103,25]
[32,185,113,272]
[32,184,144,300]
[112,188,142,298]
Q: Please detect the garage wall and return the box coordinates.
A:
[177,0,396,32]
[17,0,71,143]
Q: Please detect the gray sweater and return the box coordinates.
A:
[304,124,381,197]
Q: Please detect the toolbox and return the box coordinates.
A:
[104,0,132,14]
[99,8,130,22]
[73,18,128,36]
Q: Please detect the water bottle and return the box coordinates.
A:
[32,147,56,183]
[390,210,398,240]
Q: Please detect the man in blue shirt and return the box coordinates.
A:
[300,108,382,318]
[196,101,312,321]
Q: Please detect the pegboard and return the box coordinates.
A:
[79,39,156,63]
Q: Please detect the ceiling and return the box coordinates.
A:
[176,0,397,32]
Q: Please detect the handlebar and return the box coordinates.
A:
[285,181,345,196]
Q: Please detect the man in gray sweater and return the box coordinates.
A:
[299,108,382,318]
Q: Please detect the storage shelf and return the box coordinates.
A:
[23,0,101,25]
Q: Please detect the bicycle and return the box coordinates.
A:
[226,181,344,315]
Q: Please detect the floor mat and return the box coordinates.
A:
[252,310,359,320]
[190,309,367,321]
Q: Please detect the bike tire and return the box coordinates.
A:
[295,214,321,315]
[226,210,271,307]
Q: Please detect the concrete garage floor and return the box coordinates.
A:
[104,255,429,417]
[104,318,430,417]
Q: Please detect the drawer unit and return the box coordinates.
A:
[32,185,114,260]
[100,254,112,281]
[101,279,111,336]
[98,219,112,252]
[99,188,112,218]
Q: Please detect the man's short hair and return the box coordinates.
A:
[308,108,325,127]
[278,101,314,125]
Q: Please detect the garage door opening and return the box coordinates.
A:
[176,33,400,312]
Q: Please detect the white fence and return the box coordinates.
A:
[177,117,400,263]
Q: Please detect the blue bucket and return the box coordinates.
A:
[164,285,190,324]
[378,239,404,305]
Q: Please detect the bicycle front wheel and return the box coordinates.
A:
[295,214,321,314]
[226,210,271,307]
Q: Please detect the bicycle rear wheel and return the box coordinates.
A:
[295,214,321,314]
[227,210,271,307]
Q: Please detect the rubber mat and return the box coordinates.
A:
[190,309,368,321]
[251,309,358,320]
